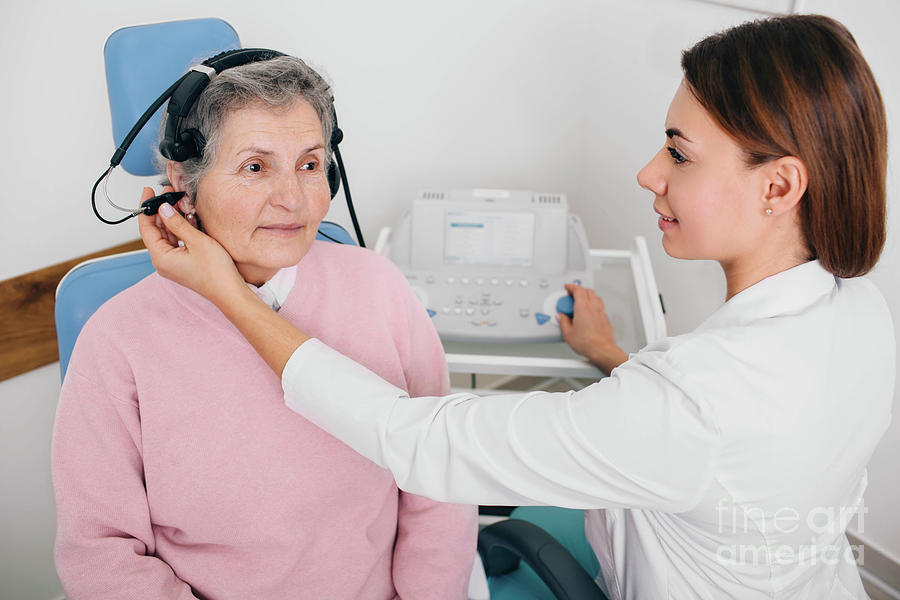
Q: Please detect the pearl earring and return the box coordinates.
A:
[765,208,773,215]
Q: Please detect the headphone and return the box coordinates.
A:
[92,47,365,247]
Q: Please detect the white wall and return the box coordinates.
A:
[1,0,897,597]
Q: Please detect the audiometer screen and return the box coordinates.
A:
[443,211,535,266]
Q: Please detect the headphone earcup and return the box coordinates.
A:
[159,128,203,162]
[170,129,204,162]
[181,128,206,159]
[327,124,343,199]
[327,160,340,199]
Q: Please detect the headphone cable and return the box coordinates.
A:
[91,166,136,225]
[110,73,189,168]
[334,145,365,248]
[92,73,192,224]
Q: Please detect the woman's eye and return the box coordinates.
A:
[243,162,263,173]
[666,146,687,165]
[300,160,319,172]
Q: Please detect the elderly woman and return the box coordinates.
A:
[52,55,476,598]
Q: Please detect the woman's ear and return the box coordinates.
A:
[166,161,200,228]
[176,197,193,214]
[166,161,186,194]
[762,156,808,217]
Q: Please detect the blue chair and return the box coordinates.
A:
[57,18,355,381]
[104,18,241,177]
[56,250,155,380]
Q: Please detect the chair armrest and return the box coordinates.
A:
[477,518,609,600]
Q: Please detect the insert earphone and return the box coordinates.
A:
[92,47,365,247]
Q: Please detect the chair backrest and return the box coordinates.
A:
[104,18,240,175]
[317,221,356,245]
[56,251,155,379]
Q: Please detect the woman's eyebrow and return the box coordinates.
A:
[235,143,325,156]
[236,146,275,156]
[665,127,693,143]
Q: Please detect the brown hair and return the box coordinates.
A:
[681,14,887,277]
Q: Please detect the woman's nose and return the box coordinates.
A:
[637,148,668,197]
[273,173,307,210]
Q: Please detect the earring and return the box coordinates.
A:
[764,208,773,215]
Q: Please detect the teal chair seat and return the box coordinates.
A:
[480,506,609,600]
[488,507,603,599]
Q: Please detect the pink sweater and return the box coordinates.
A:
[52,241,476,599]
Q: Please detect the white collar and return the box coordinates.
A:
[697,260,837,331]
[245,265,297,312]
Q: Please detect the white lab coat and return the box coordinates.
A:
[281,260,894,599]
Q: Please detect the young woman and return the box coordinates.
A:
[139,15,892,599]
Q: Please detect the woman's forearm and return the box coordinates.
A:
[219,285,310,378]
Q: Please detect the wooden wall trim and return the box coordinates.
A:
[0,239,145,382]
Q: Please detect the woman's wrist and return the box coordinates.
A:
[215,282,263,321]
[212,282,311,377]
[591,344,628,375]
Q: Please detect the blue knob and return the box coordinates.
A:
[556,295,574,319]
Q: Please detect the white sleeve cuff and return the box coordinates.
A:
[281,338,407,468]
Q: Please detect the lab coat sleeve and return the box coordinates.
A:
[284,340,720,512]
[52,366,198,599]
[390,290,477,598]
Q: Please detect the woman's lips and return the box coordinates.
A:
[655,210,678,231]
[259,224,303,236]
[658,216,678,231]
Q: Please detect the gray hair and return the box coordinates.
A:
[156,55,334,203]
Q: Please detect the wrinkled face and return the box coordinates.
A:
[637,81,765,264]
[188,100,330,285]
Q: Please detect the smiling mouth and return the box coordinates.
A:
[653,205,677,223]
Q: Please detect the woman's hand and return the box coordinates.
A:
[138,186,309,376]
[137,186,246,308]
[558,283,628,374]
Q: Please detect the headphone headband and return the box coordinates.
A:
[159,49,287,161]
[203,48,285,72]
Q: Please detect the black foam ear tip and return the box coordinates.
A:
[331,126,343,146]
